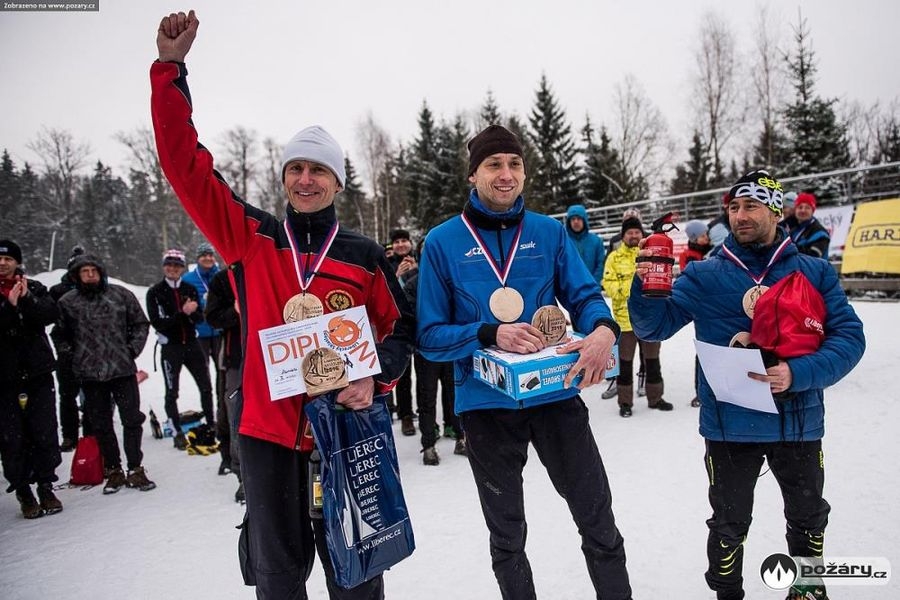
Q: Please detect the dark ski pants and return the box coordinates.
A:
[56,357,88,439]
[219,366,242,477]
[413,354,455,448]
[198,335,225,414]
[393,358,414,420]
[0,374,61,491]
[239,435,384,600]
[161,340,214,428]
[461,397,632,600]
[82,375,146,471]
[704,440,830,599]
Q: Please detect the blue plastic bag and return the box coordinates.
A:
[304,393,415,589]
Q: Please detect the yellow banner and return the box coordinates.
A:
[841,198,900,275]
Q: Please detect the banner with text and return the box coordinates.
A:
[841,198,900,275]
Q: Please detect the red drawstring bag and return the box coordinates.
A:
[750,271,826,358]
[70,436,105,486]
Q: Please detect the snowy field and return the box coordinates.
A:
[0,271,896,599]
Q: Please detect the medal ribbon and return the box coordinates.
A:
[720,236,791,286]
[283,220,339,293]
[460,213,524,287]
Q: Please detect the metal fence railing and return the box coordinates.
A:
[552,161,900,243]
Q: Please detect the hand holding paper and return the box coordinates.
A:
[694,340,778,413]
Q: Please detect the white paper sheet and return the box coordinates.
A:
[694,339,778,414]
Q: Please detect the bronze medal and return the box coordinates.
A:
[489,287,524,323]
[531,305,567,345]
[283,293,324,323]
[729,331,752,348]
[741,285,769,319]
[301,347,348,396]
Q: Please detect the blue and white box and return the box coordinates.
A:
[473,334,619,400]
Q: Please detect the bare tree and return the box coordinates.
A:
[218,126,259,203]
[115,126,195,252]
[842,101,879,165]
[256,137,286,219]
[355,112,391,241]
[692,11,744,183]
[751,6,789,168]
[611,74,674,193]
[27,127,91,258]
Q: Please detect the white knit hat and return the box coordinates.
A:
[280,126,346,188]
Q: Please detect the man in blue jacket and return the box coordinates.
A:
[629,170,865,600]
[417,125,632,600]
[181,242,224,408]
[565,204,605,285]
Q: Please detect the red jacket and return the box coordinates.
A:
[150,61,414,451]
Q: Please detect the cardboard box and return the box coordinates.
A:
[473,334,619,400]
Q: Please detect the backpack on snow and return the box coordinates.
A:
[70,436,104,486]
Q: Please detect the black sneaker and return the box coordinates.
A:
[103,468,127,495]
[218,459,233,476]
[650,399,674,411]
[619,405,633,418]
[422,446,440,466]
[16,485,42,519]
[36,483,63,515]
[401,416,416,436]
[173,432,187,451]
[126,466,157,492]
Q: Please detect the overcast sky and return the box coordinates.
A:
[1,0,898,183]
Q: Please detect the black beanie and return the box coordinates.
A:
[390,229,410,243]
[621,217,644,236]
[467,125,525,176]
[67,245,85,269]
[0,239,22,264]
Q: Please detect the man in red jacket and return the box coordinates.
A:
[153,11,414,600]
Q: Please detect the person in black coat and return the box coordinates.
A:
[0,240,63,518]
[205,264,245,501]
[49,245,88,450]
[146,249,213,450]
[57,253,155,494]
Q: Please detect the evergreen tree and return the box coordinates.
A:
[670,132,712,195]
[0,151,23,238]
[505,114,538,201]
[781,15,852,200]
[428,116,469,230]
[751,120,792,172]
[479,90,502,128]
[581,119,626,206]
[527,74,580,214]
[336,156,369,234]
[407,102,439,232]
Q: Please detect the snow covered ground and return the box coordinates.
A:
[0,271,896,599]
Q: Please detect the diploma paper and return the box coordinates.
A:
[694,340,778,414]
[258,306,381,401]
